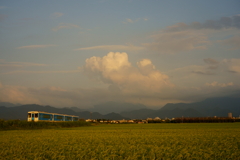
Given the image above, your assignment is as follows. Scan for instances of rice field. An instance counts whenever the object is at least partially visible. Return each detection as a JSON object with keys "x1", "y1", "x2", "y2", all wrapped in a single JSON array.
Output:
[{"x1": 0, "y1": 123, "x2": 240, "y2": 160}]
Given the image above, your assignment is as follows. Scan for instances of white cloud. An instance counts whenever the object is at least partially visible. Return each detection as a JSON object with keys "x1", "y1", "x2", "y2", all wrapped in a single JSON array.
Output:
[
  {"x1": 52, "y1": 23, "x2": 80, "y2": 31},
  {"x1": 17, "y1": 45, "x2": 56, "y2": 49},
  {"x1": 83, "y1": 52, "x2": 174, "y2": 93},
  {"x1": 74, "y1": 45, "x2": 144, "y2": 51}
]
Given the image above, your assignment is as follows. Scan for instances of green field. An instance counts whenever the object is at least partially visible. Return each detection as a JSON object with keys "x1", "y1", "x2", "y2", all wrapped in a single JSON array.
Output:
[{"x1": 1, "y1": 123, "x2": 240, "y2": 160}]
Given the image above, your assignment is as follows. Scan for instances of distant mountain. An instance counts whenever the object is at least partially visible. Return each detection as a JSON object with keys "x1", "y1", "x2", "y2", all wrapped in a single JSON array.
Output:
[
  {"x1": 104, "y1": 112, "x2": 129, "y2": 120},
  {"x1": 0, "y1": 104, "x2": 127, "y2": 120},
  {"x1": 160, "y1": 97, "x2": 240, "y2": 117},
  {"x1": 0, "y1": 96, "x2": 239, "y2": 120},
  {"x1": 65, "y1": 107, "x2": 86, "y2": 112},
  {"x1": 91, "y1": 101, "x2": 147, "y2": 114},
  {"x1": 118, "y1": 96, "x2": 240, "y2": 119},
  {"x1": 0, "y1": 102, "x2": 21, "y2": 107},
  {"x1": 0, "y1": 104, "x2": 78, "y2": 120},
  {"x1": 148, "y1": 108, "x2": 204, "y2": 119},
  {"x1": 120, "y1": 108, "x2": 155, "y2": 119}
]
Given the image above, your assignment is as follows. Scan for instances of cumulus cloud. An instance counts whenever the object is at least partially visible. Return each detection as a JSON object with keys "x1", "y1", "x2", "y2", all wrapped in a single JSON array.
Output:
[
  {"x1": 74, "y1": 45, "x2": 144, "y2": 51},
  {"x1": 52, "y1": 23, "x2": 80, "y2": 31},
  {"x1": 83, "y1": 52, "x2": 174, "y2": 93},
  {"x1": 17, "y1": 45, "x2": 56, "y2": 49}
]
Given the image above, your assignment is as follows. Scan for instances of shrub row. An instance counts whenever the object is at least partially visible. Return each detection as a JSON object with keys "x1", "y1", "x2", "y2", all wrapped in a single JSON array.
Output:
[
  {"x1": 0, "y1": 119, "x2": 91, "y2": 130},
  {"x1": 172, "y1": 117, "x2": 235, "y2": 123}
]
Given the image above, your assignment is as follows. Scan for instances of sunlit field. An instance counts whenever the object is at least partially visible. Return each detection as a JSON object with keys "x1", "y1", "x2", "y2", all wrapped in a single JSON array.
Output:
[{"x1": 1, "y1": 123, "x2": 240, "y2": 159}]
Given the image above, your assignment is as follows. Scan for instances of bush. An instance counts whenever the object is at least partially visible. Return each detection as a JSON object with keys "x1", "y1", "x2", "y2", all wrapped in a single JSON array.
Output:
[{"x1": 0, "y1": 119, "x2": 91, "y2": 130}]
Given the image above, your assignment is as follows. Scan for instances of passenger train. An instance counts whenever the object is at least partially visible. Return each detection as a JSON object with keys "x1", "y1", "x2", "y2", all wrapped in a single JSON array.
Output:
[{"x1": 28, "y1": 111, "x2": 79, "y2": 122}]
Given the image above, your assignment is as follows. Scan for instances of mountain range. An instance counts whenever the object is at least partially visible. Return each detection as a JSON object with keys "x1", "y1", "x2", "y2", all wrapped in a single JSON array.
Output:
[{"x1": 0, "y1": 96, "x2": 240, "y2": 120}]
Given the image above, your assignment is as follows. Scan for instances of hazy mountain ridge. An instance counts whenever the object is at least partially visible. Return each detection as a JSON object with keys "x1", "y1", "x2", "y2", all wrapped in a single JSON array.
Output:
[
  {"x1": 119, "y1": 96, "x2": 240, "y2": 119},
  {"x1": 0, "y1": 96, "x2": 240, "y2": 120},
  {"x1": 0, "y1": 104, "x2": 128, "y2": 120},
  {"x1": 160, "y1": 97, "x2": 240, "y2": 117},
  {"x1": 91, "y1": 101, "x2": 147, "y2": 114}
]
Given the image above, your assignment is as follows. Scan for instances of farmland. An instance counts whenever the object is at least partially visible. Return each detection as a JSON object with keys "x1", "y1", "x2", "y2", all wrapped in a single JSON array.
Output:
[{"x1": 1, "y1": 123, "x2": 240, "y2": 159}]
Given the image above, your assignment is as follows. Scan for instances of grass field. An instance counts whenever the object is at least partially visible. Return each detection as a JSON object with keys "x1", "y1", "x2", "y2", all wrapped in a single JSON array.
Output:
[{"x1": 0, "y1": 123, "x2": 240, "y2": 159}]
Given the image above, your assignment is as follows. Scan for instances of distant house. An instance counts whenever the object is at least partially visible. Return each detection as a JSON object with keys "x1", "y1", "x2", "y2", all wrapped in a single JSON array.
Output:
[{"x1": 154, "y1": 117, "x2": 161, "y2": 120}]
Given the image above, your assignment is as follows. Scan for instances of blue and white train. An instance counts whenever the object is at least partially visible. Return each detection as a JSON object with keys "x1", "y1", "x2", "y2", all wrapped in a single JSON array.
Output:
[{"x1": 27, "y1": 111, "x2": 79, "y2": 122}]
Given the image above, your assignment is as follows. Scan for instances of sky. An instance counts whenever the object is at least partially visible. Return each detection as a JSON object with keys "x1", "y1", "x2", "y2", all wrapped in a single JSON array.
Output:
[{"x1": 0, "y1": 0, "x2": 240, "y2": 109}]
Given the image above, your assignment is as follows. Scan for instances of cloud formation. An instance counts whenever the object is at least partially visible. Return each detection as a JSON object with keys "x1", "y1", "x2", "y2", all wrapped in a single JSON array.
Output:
[
  {"x1": 165, "y1": 15, "x2": 240, "y2": 31},
  {"x1": 51, "y1": 12, "x2": 63, "y2": 18},
  {"x1": 83, "y1": 52, "x2": 174, "y2": 93},
  {"x1": 52, "y1": 23, "x2": 80, "y2": 31},
  {"x1": 74, "y1": 45, "x2": 144, "y2": 51},
  {"x1": 17, "y1": 45, "x2": 56, "y2": 49},
  {"x1": 0, "y1": 83, "x2": 40, "y2": 104},
  {"x1": 218, "y1": 36, "x2": 240, "y2": 50},
  {"x1": 223, "y1": 59, "x2": 240, "y2": 73},
  {"x1": 143, "y1": 30, "x2": 209, "y2": 54},
  {"x1": 144, "y1": 15, "x2": 240, "y2": 54},
  {"x1": 205, "y1": 81, "x2": 234, "y2": 87},
  {"x1": 3, "y1": 70, "x2": 81, "y2": 75},
  {"x1": 204, "y1": 58, "x2": 219, "y2": 69},
  {"x1": 123, "y1": 18, "x2": 148, "y2": 24}
]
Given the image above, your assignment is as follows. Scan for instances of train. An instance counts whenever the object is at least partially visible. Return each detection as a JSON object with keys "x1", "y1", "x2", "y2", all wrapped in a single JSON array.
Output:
[{"x1": 27, "y1": 111, "x2": 79, "y2": 122}]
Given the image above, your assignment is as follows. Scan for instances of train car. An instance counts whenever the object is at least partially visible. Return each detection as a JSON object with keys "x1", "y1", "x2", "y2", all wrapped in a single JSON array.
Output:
[{"x1": 27, "y1": 111, "x2": 79, "y2": 122}]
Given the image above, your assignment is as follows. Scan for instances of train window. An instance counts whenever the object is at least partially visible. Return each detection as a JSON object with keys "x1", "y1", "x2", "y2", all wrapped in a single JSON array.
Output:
[
  {"x1": 66, "y1": 117, "x2": 72, "y2": 120},
  {"x1": 43, "y1": 114, "x2": 51, "y2": 119},
  {"x1": 35, "y1": 113, "x2": 38, "y2": 118},
  {"x1": 28, "y1": 113, "x2": 31, "y2": 118},
  {"x1": 56, "y1": 116, "x2": 63, "y2": 119}
]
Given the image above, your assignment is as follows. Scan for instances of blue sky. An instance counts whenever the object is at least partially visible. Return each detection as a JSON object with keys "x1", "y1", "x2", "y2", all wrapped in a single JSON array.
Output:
[{"x1": 0, "y1": 0, "x2": 240, "y2": 108}]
